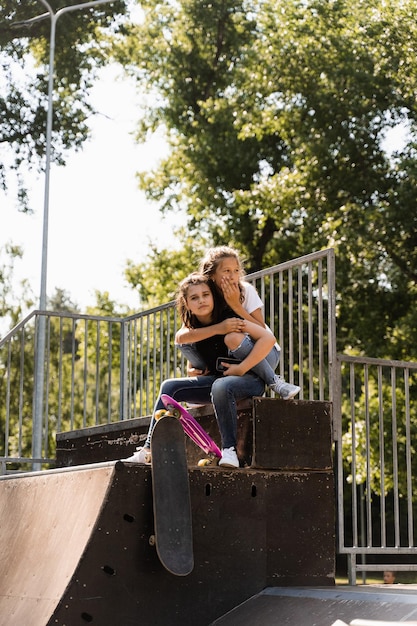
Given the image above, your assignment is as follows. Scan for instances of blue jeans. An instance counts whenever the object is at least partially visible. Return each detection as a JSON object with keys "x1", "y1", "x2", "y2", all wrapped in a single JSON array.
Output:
[
  {"x1": 229, "y1": 335, "x2": 279, "y2": 385},
  {"x1": 145, "y1": 370, "x2": 265, "y2": 450},
  {"x1": 177, "y1": 343, "x2": 208, "y2": 371},
  {"x1": 177, "y1": 335, "x2": 280, "y2": 385},
  {"x1": 211, "y1": 372, "x2": 265, "y2": 448}
]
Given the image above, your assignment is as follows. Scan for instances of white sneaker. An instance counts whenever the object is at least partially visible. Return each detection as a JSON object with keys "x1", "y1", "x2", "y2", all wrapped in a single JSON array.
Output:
[
  {"x1": 270, "y1": 375, "x2": 300, "y2": 400},
  {"x1": 121, "y1": 447, "x2": 151, "y2": 465},
  {"x1": 219, "y1": 447, "x2": 239, "y2": 468}
]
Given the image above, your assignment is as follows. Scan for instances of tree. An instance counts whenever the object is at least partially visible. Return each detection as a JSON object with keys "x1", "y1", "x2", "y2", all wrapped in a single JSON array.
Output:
[
  {"x1": 116, "y1": 0, "x2": 417, "y2": 360},
  {"x1": 0, "y1": 242, "x2": 36, "y2": 334},
  {"x1": 0, "y1": 0, "x2": 127, "y2": 210},
  {"x1": 124, "y1": 227, "x2": 212, "y2": 307}
]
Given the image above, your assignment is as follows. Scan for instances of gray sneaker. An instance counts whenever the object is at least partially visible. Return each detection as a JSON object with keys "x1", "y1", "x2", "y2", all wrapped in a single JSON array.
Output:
[
  {"x1": 121, "y1": 446, "x2": 151, "y2": 464},
  {"x1": 270, "y1": 375, "x2": 300, "y2": 400}
]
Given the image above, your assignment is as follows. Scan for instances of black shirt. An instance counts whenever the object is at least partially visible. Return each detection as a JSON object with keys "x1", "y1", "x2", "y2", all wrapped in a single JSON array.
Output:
[
  {"x1": 192, "y1": 330, "x2": 227, "y2": 375},
  {"x1": 191, "y1": 305, "x2": 239, "y2": 375}
]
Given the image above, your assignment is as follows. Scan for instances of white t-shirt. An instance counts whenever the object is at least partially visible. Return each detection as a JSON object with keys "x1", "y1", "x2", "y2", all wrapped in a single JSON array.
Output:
[
  {"x1": 242, "y1": 282, "x2": 280, "y2": 350},
  {"x1": 242, "y1": 281, "x2": 263, "y2": 314}
]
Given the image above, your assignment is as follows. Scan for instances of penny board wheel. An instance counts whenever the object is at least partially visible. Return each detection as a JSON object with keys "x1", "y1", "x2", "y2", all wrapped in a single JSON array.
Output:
[
  {"x1": 165, "y1": 406, "x2": 181, "y2": 419},
  {"x1": 155, "y1": 409, "x2": 168, "y2": 420}
]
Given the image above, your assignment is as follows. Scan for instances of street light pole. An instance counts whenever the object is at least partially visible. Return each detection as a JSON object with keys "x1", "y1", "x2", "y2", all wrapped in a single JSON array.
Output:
[{"x1": 13, "y1": 0, "x2": 116, "y2": 468}]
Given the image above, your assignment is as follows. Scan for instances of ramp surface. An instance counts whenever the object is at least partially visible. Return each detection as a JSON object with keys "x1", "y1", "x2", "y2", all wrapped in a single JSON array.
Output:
[{"x1": 0, "y1": 463, "x2": 115, "y2": 626}]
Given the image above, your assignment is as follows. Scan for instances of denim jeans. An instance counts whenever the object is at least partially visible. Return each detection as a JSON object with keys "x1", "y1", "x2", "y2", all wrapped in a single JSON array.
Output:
[
  {"x1": 210, "y1": 372, "x2": 265, "y2": 449},
  {"x1": 229, "y1": 334, "x2": 280, "y2": 386},
  {"x1": 177, "y1": 343, "x2": 208, "y2": 371},
  {"x1": 177, "y1": 335, "x2": 280, "y2": 385},
  {"x1": 145, "y1": 369, "x2": 265, "y2": 450}
]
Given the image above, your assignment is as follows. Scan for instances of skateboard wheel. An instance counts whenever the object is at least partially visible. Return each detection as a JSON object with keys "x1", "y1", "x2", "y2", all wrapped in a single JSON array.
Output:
[
  {"x1": 164, "y1": 404, "x2": 181, "y2": 419},
  {"x1": 155, "y1": 409, "x2": 167, "y2": 420},
  {"x1": 198, "y1": 458, "x2": 211, "y2": 467}
]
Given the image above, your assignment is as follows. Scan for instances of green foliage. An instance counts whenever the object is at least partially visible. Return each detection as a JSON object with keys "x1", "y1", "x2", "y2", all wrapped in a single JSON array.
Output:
[
  {"x1": 47, "y1": 287, "x2": 80, "y2": 313},
  {"x1": 0, "y1": 243, "x2": 36, "y2": 333},
  {"x1": 0, "y1": 0, "x2": 127, "y2": 209},
  {"x1": 115, "y1": 0, "x2": 417, "y2": 364},
  {"x1": 123, "y1": 228, "x2": 211, "y2": 306}
]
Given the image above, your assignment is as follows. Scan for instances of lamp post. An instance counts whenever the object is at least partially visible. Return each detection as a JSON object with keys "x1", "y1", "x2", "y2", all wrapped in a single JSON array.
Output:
[{"x1": 13, "y1": 0, "x2": 116, "y2": 468}]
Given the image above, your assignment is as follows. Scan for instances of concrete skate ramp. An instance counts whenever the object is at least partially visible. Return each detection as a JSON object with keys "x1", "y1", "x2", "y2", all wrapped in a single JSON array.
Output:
[
  {"x1": 0, "y1": 463, "x2": 115, "y2": 626},
  {"x1": 212, "y1": 586, "x2": 417, "y2": 626}
]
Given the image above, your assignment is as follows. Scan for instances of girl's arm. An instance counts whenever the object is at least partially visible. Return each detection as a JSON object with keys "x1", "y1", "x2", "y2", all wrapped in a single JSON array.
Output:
[
  {"x1": 222, "y1": 321, "x2": 276, "y2": 376},
  {"x1": 175, "y1": 318, "x2": 245, "y2": 345}
]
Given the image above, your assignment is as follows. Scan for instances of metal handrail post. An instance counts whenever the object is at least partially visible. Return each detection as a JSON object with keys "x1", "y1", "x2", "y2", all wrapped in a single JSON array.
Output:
[
  {"x1": 327, "y1": 248, "x2": 337, "y2": 405},
  {"x1": 119, "y1": 320, "x2": 129, "y2": 420}
]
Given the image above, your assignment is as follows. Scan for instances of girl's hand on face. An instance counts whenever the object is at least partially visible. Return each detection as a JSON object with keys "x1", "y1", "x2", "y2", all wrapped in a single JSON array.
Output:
[
  {"x1": 220, "y1": 276, "x2": 240, "y2": 307},
  {"x1": 219, "y1": 318, "x2": 246, "y2": 334}
]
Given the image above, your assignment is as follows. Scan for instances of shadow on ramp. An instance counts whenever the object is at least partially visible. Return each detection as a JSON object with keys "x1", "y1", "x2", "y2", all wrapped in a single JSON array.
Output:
[{"x1": 211, "y1": 586, "x2": 417, "y2": 626}]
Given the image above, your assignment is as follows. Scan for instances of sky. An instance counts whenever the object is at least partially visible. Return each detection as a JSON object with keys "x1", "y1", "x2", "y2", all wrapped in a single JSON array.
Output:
[{"x1": 2, "y1": 63, "x2": 183, "y2": 313}]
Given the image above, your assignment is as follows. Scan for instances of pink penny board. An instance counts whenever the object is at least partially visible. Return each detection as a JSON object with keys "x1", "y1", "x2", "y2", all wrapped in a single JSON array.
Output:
[{"x1": 161, "y1": 394, "x2": 221, "y2": 458}]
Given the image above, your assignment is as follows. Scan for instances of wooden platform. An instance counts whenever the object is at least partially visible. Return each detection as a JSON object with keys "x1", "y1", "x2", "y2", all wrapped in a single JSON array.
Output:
[{"x1": 56, "y1": 397, "x2": 332, "y2": 470}]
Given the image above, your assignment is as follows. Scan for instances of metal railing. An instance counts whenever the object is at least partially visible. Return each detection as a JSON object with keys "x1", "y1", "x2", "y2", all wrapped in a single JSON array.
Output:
[
  {"x1": 0, "y1": 248, "x2": 336, "y2": 473},
  {"x1": 334, "y1": 353, "x2": 417, "y2": 583}
]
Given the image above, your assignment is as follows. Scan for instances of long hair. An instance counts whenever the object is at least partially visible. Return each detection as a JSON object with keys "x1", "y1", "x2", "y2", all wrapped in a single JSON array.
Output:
[
  {"x1": 198, "y1": 245, "x2": 245, "y2": 304},
  {"x1": 176, "y1": 273, "x2": 220, "y2": 329}
]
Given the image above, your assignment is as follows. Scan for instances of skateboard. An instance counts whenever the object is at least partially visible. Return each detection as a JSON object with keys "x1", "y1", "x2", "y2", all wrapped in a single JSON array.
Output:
[
  {"x1": 151, "y1": 415, "x2": 194, "y2": 576},
  {"x1": 160, "y1": 394, "x2": 222, "y2": 460}
]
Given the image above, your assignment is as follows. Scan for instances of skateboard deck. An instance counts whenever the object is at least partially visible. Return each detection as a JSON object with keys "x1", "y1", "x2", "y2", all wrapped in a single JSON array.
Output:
[
  {"x1": 161, "y1": 394, "x2": 222, "y2": 459},
  {"x1": 151, "y1": 415, "x2": 194, "y2": 576}
]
